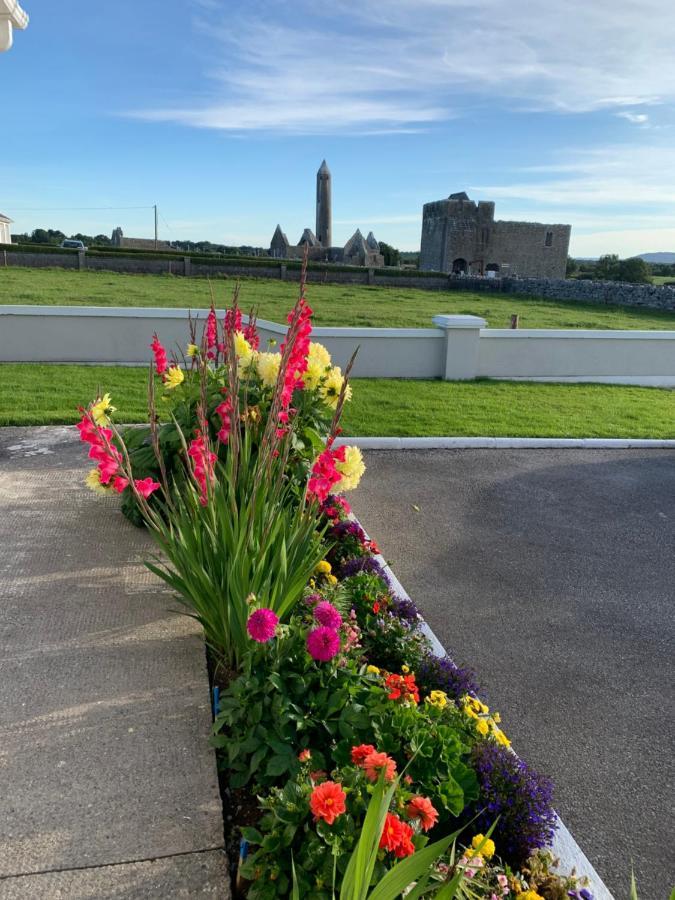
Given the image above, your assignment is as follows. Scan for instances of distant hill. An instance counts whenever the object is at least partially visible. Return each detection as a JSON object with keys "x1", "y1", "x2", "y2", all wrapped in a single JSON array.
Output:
[{"x1": 638, "y1": 252, "x2": 675, "y2": 263}]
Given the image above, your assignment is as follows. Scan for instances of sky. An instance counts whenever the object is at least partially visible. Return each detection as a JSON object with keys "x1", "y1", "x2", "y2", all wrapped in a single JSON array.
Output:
[{"x1": 3, "y1": 0, "x2": 675, "y2": 256}]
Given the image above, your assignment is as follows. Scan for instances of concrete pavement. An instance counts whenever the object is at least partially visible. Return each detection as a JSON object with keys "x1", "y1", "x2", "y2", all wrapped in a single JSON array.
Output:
[
  {"x1": 0, "y1": 427, "x2": 229, "y2": 898},
  {"x1": 352, "y1": 448, "x2": 675, "y2": 900}
]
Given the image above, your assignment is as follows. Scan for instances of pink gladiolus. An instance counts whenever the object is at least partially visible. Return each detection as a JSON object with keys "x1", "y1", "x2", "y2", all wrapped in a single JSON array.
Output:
[
  {"x1": 134, "y1": 477, "x2": 161, "y2": 499},
  {"x1": 224, "y1": 306, "x2": 242, "y2": 334},
  {"x1": 314, "y1": 601, "x2": 342, "y2": 630},
  {"x1": 205, "y1": 306, "x2": 218, "y2": 348},
  {"x1": 243, "y1": 320, "x2": 259, "y2": 350},
  {"x1": 247, "y1": 608, "x2": 279, "y2": 643},
  {"x1": 215, "y1": 397, "x2": 233, "y2": 445},
  {"x1": 307, "y1": 449, "x2": 342, "y2": 504},
  {"x1": 187, "y1": 431, "x2": 217, "y2": 506},
  {"x1": 150, "y1": 334, "x2": 168, "y2": 376},
  {"x1": 112, "y1": 476, "x2": 129, "y2": 493},
  {"x1": 306, "y1": 626, "x2": 340, "y2": 662}
]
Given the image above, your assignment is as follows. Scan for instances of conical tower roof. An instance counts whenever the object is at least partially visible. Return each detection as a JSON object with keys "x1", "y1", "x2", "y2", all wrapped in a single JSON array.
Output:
[{"x1": 317, "y1": 159, "x2": 331, "y2": 175}]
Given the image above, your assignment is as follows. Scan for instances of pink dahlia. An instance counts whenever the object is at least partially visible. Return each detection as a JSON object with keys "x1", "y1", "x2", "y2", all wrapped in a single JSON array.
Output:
[
  {"x1": 306, "y1": 626, "x2": 340, "y2": 662},
  {"x1": 246, "y1": 608, "x2": 279, "y2": 643},
  {"x1": 314, "y1": 601, "x2": 342, "y2": 630}
]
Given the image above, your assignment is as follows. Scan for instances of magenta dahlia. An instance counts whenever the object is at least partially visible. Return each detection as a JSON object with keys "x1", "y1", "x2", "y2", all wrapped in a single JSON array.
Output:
[
  {"x1": 313, "y1": 601, "x2": 342, "y2": 630},
  {"x1": 306, "y1": 626, "x2": 341, "y2": 662},
  {"x1": 246, "y1": 608, "x2": 279, "y2": 643}
]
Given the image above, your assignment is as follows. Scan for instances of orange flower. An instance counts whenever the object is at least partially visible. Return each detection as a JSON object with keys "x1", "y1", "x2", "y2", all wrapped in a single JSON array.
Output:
[
  {"x1": 393, "y1": 820, "x2": 415, "y2": 858},
  {"x1": 309, "y1": 781, "x2": 346, "y2": 825},
  {"x1": 351, "y1": 743, "x2": 376, "y2": 765},
  {"x1": 298, "y1": 749, "x2": 312, "y2": 763},
  {"x1": 384, "y1": 673, "x2": 420, "y2": 704},
  {"x1": 406, "y1": 796, "x2": 439, "y2": 832},
  {"x1": 379, "y1": 814, "x2": 415, "y2": 857},
  {"x1": 362, "y1": 750, "x2": 397, "y2": 783},
  {"x1": 379, "y1": 813, "x2": 405, "y2": 852}
]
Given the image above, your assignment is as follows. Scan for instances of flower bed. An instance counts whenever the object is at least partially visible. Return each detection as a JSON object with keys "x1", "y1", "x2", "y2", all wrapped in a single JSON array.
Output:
[{"x1": 76, "y1": 264, "x2": 596, "y2": 899}]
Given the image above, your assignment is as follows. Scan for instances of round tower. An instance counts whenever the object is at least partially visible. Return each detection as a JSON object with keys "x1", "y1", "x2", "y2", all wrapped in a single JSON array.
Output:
[{"x1": 315, "y1": 160, "x2": 332, "y2": 248}]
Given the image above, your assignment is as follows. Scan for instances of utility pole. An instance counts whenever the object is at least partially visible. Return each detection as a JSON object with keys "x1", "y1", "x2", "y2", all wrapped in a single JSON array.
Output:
[{"x1": 154, "y1": 205, "x2": 158, "y2": 250}]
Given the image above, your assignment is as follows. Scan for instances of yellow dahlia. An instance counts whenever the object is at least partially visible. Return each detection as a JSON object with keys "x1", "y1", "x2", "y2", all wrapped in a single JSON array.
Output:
[
  {"x1": 90, "y1": 393, "x2": 115, "y2": 426},
  {"x1": 256, "y1": 351, "x2": 281, "y2": 388},
  {"x1": 319, "y1": 366, "x2": 352, "y2": 409},
  {"x1": 85, "y1": 467, "x2": 109, "y2": 494},
  {"x1": 164, "y1": 366, "x2": 185, "y2": 389},
  {"x1": 335, "y1": 445, "x2": 365, "y2": 492}
]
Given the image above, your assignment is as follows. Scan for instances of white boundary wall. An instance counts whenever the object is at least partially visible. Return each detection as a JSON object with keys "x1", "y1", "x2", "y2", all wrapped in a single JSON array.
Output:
[{"x1": 0, "y1": 306, "x2": 674, "y2": 387}]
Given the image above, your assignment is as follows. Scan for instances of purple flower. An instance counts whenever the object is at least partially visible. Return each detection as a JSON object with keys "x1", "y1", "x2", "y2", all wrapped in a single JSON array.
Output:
[
  {"x1": 246, "y1": 608, "x2": 279, "y2": 643},
  {"x1": 307, "y1": 626, "x2": 341, "y2": 662},
  {"x1": 339, "y1": 556, "x2": 392, "y2": 588},
  {"x1": 417, "y1": 653, "x2": 479, "y2": 701},
  {"x1": 390, "y1": 594, "x2": 421, "y2": 624},
  {"x1": 468, "y1": 742, "x2": 557, "y2": 866},
  {"x1": 314, "y1": 601, "x2": 342, "y2": 630},
  {"x1": 330, "y1": 519, "x2": 367, "y2": 543}
]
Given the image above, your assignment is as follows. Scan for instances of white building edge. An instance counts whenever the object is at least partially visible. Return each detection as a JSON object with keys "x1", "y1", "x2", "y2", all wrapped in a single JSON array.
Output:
[{"x1": 0, "y1": 0, "x2": 29, "y2": 51}]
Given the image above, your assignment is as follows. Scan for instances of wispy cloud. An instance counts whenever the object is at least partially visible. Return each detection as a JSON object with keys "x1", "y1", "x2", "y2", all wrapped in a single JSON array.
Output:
[
  {"x1": 616, "y1": 111, "x2": 650, "y2": 126},
  {"x1": 128, "y1": 0, "x2": 675, "y2": 134}
]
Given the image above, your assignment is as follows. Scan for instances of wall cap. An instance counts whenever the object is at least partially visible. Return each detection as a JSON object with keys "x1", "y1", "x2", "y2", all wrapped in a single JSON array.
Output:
[{"x1": 433, "y1": 314, "x2": 487, "y2": 329}]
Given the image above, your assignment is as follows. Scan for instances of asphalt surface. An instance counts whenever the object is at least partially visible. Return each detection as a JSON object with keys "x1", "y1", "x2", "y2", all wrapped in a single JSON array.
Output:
[
  {"x1": 0, "y1": 427, "x2": 229, "y2": 898},
  {"x1": 351, "y1": 449, "x2": 675, "y2": 900}
]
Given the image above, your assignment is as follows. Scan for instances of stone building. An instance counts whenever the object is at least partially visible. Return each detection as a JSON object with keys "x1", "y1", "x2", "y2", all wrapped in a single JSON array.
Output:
[
  {"x1": 111, "y1": 227, "x2": 172, "y2": 252},
  {"x1": 420, "y1": 192, "x2": 570, "y2": 278},
  {"x1": 269, "y1": 161, "x2": 384, "y2": 267}
]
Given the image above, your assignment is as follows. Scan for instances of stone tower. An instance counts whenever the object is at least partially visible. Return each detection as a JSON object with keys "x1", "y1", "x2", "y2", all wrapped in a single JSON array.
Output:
[{"x1": 315, "y1": 159, "x2": 332, "y2": 248}]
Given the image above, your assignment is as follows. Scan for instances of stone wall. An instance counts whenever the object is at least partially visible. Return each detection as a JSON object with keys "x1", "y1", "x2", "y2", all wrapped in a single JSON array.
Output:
[
  {"x1": 490, "y1": 222, "x2": 569, "y2": 279},
  {"x1": 504, "y1": 277, "x2": 675, "y2": 311}
]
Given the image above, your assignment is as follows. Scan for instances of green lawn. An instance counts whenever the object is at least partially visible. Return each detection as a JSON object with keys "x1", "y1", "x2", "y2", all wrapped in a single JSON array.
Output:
[
  {"x1": 1, "y1": 364, "x2": 673, "y2": 438},
  {"x1": 1, "y1": 266, "x2": 674, "y2": 330}
]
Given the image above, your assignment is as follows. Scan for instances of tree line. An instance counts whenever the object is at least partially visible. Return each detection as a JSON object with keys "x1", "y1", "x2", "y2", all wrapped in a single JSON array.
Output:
[{"x1": 567, "y1": 254, "x2": 674, "y2": 284}]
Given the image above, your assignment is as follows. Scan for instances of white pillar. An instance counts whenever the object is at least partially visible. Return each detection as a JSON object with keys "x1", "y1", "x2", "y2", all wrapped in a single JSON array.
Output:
[{"x1": 432, "y1": 314, "x2": 486, "y2": 380}]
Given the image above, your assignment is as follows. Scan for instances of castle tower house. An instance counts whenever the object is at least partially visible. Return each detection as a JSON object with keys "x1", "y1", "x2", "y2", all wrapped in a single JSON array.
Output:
[{"x1": 315, "y1": 159, "x2": 332, "y2": 248}]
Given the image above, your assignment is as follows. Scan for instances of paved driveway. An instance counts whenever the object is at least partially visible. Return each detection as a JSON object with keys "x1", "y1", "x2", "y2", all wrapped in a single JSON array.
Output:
[{"x1": 351, "y1": 449, "x2": 675, "y2": 900}]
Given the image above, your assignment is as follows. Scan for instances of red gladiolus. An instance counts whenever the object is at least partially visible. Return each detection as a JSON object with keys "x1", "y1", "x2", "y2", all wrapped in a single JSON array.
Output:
[
  {"x1": 78, "y1": 411, "x2": 122, "y2": 485},
  {"x1": 309, "y1": 781, "x2": 346, "y2": 825},
  {"x1": 150, "y1": 334, "x2": 168, "y2": 376},
  {"x1": 406, "y1": 796, "x2": 439, "y2": 832},
  {"x1": 307, "y1": 449, "x2": 342, "y2": 504},
  {"x1": 215, "y1": 396, "x2": 233, "y2": 445},
  {"x1": 224, "y1": 306, "x2": 242, "y2": 334},
  {"x1": 243, "y1": 320, "x2": 259, "y2": 350}
]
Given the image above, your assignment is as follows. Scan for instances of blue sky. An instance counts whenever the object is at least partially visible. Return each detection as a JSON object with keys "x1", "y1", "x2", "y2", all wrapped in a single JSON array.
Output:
[{"x1": 3, "y1": 0, "x2": 675, "y2": 255}]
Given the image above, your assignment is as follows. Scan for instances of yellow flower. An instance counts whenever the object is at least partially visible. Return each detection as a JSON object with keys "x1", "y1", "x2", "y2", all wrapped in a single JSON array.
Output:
[
  {"x1": 256, "y1": 351, "x2": 281, "y2": 388},
  {"x1": 493, "y1": 728, "x2": 511, "y2": 748},
  {"x1": 90, "y1": 393, "x2": 115, "y2": 426},
  {"x1": 85, "y1": 467, "x2": 109, "y2": 494},
  {"x1": 366, "y1": 665, "x2": 381, "y2": 675},
  {"x1": 425, "y1": 690, "x2": 448, "y2": 709},
  {"x1": 492, "y1": 712, "x2": 501, "y2": 724},
  {"x1": 315, "y1": 560, "x2": 332, "y2": 574},
  {"x1": 401, "y1": 664, "x2": 410, "y2": 674},
  {"x1": 326, "y1": 574, "x2": 338, "y2": 586},
  {"x1": 476, "y1": 718, "x2": 490, "y2": 737},
  {"x1": 234, "y1": 331, "x2": 252, "y2": 359},
  {"x1": 335, "y1": 445, "x2": 365, "y2": 492},
  {"x1": 319, "y1": 366, "x2": 352, "y2": 409},
  {"x1": 304, "y1": 343, "x2": 332, "y2": 389},
  {"x1": 520, "y1": 892, "x2": 544, "y2": 900},
  {"x1": 186, "y1": 343, "x2": 199, "y2": 357},
  {"x1": 164, "y1": 366, "x2": 185, "y2": 389},
  {"x1": 470, "y1": 834, "x2": 496, "y2": 860}
]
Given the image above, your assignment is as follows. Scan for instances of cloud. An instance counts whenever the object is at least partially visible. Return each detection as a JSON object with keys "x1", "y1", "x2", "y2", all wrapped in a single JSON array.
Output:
[
  {"x1": 473, "y1": 143, "x2": 675, "y2": 208},
  {"x1": 129, "y1": 0, "x2": 675, "y2": 134},
  {"x1": 616, "y1": 111, "x2": 650, "y2": 125}
]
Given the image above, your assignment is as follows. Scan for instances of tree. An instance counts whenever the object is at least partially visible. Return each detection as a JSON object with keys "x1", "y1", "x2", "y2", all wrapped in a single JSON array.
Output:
[
  {"x1": 595, "y1": 254, "x2": 620, "y2": 280},
  {"x1": 378, "y1": 241, "x2": 401, "y2": 267},
  {"x1": 616, "y1": 256, "x2": 651, "y2": 284},
  {"x1": 566, "y1": 256, "x2": 578, "y2": 277}
]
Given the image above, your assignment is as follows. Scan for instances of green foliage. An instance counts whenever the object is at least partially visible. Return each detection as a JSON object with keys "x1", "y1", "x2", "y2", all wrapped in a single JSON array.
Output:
[
  {"x1": 145, "y1": 430, "x2": 327, "y2": 668},
  {"x1": 214, "y1": 620, "x2": 477, "y2": 815},
  {"x1": 378, "y1": 242, "x2": 401, "y2": 267}
]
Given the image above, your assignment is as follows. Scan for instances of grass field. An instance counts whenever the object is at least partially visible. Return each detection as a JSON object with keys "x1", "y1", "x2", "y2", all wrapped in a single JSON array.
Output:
[
  {"x1": 1, "y1": 364, "x2": 673, "y2": 438},
  {"x1": 2, "y1": 266, "x2": 675, "y2": 330}
]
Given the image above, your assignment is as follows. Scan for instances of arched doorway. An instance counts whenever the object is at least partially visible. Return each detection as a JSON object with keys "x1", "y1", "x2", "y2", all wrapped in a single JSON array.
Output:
[{"x1": 452, "y1": 258, "x2": 467, "y2": 274}]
